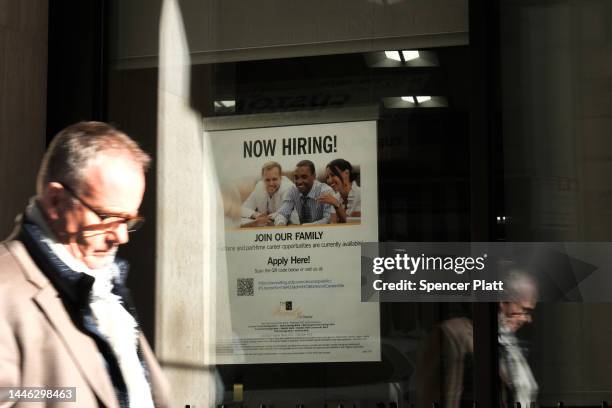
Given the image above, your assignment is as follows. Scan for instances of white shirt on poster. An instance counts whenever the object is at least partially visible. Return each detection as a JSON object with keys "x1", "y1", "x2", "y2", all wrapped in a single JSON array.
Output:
[{"x1": 241, "y1": 175, "x2": 294, "y2": 221}]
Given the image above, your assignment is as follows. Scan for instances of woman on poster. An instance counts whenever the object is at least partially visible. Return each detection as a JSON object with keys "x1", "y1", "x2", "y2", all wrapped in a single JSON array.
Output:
[{"x1": 318, "y1": 158, "x2": 361, "y2": 223}]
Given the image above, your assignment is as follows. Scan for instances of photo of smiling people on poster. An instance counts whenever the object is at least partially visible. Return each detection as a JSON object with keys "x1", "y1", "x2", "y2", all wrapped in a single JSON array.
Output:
[{"x1": 209, "y1": 120, "x2": 379, "y2": 365}]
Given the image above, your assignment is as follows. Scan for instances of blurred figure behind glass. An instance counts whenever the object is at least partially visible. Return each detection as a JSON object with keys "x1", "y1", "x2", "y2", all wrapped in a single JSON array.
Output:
[{"x1": 417, "y1": 262, "x2": 538, "y2": 407}]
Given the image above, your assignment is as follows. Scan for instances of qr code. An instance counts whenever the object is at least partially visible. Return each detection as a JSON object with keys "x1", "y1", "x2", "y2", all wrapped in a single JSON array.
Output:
[{"x1": 237, "y1": 278, "x2": 254, "y2": 296}]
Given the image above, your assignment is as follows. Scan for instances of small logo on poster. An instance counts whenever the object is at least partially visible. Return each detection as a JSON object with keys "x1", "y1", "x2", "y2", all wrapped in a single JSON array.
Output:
[{"x1": 273, "y1": 301, "x2": 309, "y2": 319}]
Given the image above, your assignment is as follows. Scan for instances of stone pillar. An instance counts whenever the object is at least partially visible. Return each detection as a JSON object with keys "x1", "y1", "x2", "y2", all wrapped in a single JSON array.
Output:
[{"x1": 156, "y1": 0, "x2": 228, "y2": 406}]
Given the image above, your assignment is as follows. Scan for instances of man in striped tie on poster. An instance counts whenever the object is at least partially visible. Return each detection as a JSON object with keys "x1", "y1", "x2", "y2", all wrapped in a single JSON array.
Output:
[{"x1": 274, "y1": 160, "x2": 334, "y2": 225}]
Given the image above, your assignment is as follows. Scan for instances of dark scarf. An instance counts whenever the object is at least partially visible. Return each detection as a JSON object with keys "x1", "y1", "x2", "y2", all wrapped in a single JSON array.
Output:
[{"x1": 17, "y1": 216, "x2": 143, "y2": 408}]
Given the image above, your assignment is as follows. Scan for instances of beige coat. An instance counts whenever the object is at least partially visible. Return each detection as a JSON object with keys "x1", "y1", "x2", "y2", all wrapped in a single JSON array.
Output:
[{"x1": 0, "y1": 240, "x2": 170, "y2": 408}]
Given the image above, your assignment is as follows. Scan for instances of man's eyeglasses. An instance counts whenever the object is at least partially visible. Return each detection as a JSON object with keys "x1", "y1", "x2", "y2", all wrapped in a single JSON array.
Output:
[{"x1": 61, "y1": 183, "x2": 145, "y2": 232}]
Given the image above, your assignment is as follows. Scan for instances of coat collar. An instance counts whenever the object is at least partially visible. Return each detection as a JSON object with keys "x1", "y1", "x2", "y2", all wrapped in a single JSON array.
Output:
[
  {"x1": 5, "y1": 240, "x2": 121, "y2": 408},
  {"x1": 18, "y1": 221, "x2": 94, "y2": 306},
  {"x1": 7, "y1": 215, "x2": 132, "y2": 408},
  {"x1": 17, "y1": 216, "x2": 130, "y2": 308}
]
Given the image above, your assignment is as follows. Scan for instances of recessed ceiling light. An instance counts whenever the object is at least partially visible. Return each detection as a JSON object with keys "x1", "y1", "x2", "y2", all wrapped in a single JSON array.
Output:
[
  {"x1": 383, "y1": 96, "x2": 448, "y2": 109},
  {"x1": 385, "y1": 50, "x2": 420, "y2": 62},
  {"x1": 214, "y1": 100, "x2": 236, "y2": 108},
  {"x1": 402, "y1": 50, "x2": 420, "y2": 61},
  {"x1": 214, "y1": 100, "x2": 236, "y2": 114},
  {"x1": 365, "y1": 50, "x2": 437, "y2": 68},
  {"x1": 384, "y1": 51, "x2": 402, "y2": 61}
]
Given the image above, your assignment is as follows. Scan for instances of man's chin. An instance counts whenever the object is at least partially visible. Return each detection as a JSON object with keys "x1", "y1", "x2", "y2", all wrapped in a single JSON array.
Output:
[{"x1": 85, "y1": 252, "x2": 117, "y2": 269}]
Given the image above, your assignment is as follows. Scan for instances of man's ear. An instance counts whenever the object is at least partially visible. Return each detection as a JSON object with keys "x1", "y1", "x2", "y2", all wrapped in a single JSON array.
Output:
[{"x1": 40, "y1": 182, "x2": 66, "y2": 221}]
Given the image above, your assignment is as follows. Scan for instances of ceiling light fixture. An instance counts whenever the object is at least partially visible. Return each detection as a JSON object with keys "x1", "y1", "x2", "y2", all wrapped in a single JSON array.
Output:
[
  {"x1": 214, "y1": 100, "x2": 236, "y2": 108},
  {"x1": 366, "y1": 50, "x2": 437, "y2": 68},
  {"x1": 383, "y1": 96, "x2": 448, "y2": 109},
  {"x1": 385, "y1": 50, "x2": 420, "y2": 62},
  {"x1": 401, "y1": 50, "x2": 420, "y2": 61},
  {"x1": 384, "y1": 51, "x2": 402, "y2": 61}
]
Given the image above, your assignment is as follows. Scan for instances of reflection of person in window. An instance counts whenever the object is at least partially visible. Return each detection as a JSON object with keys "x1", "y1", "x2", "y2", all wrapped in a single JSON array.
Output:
[
  {"x1": 241, "y1": 161, "x2": 294, "y2": 227},
  {"x1": 317, "y1": 159, "x2": 361, "y2": 223},
  {"x1": 498, "y1": 269, "x2": 538, "y2": 405},
  {"x1": 274, "y1": 160, "x2": 334, "y2": 225},
  {"x1": 418, "y1": 265, "x2": 538, "y2": 407}
]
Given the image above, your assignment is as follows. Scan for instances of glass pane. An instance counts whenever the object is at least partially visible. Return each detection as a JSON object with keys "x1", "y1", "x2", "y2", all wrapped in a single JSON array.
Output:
[
  {"x1": 107, "y1": 1, "x2": 478, "y2": 406},
  {"x1": 501, "y1": 0, "x2": 612, "y2": 405}
]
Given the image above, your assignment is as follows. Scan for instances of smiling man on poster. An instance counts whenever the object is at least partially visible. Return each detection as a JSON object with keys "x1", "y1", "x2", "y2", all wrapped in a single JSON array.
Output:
[
  {"x1": 241, "y1": 161, "x2": 296, "y2": 227},
  {"x1": 274, "y1": 160, "x2": 334, "y2": 225}
]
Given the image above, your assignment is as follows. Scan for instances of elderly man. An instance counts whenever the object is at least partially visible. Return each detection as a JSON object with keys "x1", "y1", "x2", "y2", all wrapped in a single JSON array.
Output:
[
  {"x1": 241, "y1": 161, "x2": 296, "y2": 227},
  {"x1": 0, "y1": 122, "x2": 169, "y2": 407},
  {"x1": 274, "y1": 160, "x2": 334, "y2": 225},
  {"x1": 419, "y1": 265, "x2": 538, "y2": 407},
  {"x1": 497, "y1": 269, "x2": 538, "y2": 404}
]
